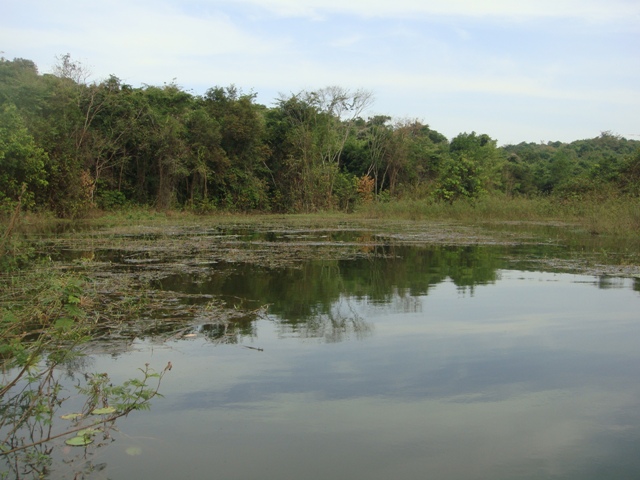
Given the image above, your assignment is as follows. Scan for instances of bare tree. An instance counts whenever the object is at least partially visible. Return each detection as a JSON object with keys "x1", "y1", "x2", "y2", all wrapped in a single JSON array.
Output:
[{"x1": 51, "y1": 53, "x2": 91, "y2": 85}]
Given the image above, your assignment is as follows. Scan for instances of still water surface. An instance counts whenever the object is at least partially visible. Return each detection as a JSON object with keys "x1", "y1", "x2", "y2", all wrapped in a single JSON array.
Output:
[{"x1": 65, "y1": 239, "x2": 640, "y2": 480}]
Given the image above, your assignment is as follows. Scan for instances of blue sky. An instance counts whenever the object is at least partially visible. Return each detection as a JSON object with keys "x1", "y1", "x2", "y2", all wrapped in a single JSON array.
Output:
[{"x1": 2, "y1": 0, "x2": 639, "y2": 145}]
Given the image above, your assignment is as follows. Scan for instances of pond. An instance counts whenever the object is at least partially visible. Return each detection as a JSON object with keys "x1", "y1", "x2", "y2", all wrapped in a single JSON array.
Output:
[{"x1": 5, "y1": 220, "x2": 640, "y2": 479}]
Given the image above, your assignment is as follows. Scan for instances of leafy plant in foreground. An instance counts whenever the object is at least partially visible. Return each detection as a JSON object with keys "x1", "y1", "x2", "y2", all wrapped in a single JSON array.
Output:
[{"x1": 0, "y1": 266, "x2": 171, "y2": 479}]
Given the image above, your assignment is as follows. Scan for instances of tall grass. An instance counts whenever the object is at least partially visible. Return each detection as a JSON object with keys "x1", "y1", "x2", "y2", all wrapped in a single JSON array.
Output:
[
  {"x1": 356, "y1": 195, "x2": 555, "y2": 222},
  {"x1": 6, "y1": 194, "x2": 640, "y2": 239},
  {"x1": 579, "y1": 196, "x2": 640, "y2": 236},
  {"x1": 356, "y1": 194, "x2": 640, "y2": 237}
]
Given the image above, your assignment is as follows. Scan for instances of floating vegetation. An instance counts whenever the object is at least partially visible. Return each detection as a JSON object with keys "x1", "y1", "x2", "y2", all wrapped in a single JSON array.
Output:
[
  {"x1": 91, "y1": 407, "x2": 117, "y2": 415},
  {"x1": 60, "y1": 413, "x2": 83, "y2": 421},
  {"x1": 64, "y1": 435, "x2": 94, "y2": 447}
]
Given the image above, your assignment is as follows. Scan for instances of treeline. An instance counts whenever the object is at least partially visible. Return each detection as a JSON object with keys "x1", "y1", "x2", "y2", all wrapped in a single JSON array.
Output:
[{"x1": 1, "y1": 55, "x2": 639, "y2": 217}]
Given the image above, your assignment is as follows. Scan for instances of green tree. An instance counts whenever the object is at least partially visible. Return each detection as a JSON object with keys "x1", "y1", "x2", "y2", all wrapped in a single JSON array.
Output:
[
  {"x1": 435, "y1": 132, "x2": 500, "y2": 202},
  {"x1": 0, "y1": 104, "x2": 48, "y2": 210},
  {"x1": 183, "y1": 106, "x2": 224, "y2": 208},
  {"x1": 548, "y1": 148, "x2": 577, "y2": 191},
  {"x1": 387, "y1": 120, "x2": 448, "y2": 197},
  {"x1": 125, "y1": 83, "x2": 191, "y2": 210},
  {"x1": 270, "y1": 87, "x2": 373, "y2": 211},
  {"x1": 202, "y1": 86, "x2": 270, "y2": 210},
  {"x1": 0, "y1": 58, "x2": 44, "y2": 117},
  {"x1": 362, "y1": 115, "x2": 393, "y2": 196},
  {"x1": 618, "y1": 149, "x2": 640, "y2": 196},
  {"x1": 501, "y1": 152, "x2": 535, "y2": 196}
]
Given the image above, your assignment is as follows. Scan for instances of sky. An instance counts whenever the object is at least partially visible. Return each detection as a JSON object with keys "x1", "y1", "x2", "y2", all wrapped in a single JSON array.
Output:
[{"x1": 1, "y1": 0, "x2": 639, "y2": 145}]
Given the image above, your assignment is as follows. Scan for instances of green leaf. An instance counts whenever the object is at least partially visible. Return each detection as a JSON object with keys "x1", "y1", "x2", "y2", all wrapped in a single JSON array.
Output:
[
  {"x1": 91, "y1": 406, "x2": 117, "y2": 415},
  {"x1": 64, "y1": 304, "x2": 83, "y2": 317},
  {"x1": 67, "y1": 294, "x2": 81, "y2": 304},
  {"x1": 60, "y1": 413, "x2": 83, "y2": 420},
  {"x1": 65, "y1": 435, "x2": 93, "y2": 447},
  {"x1": 55, "y1": 317, "x2": 74, "y2": 330}
]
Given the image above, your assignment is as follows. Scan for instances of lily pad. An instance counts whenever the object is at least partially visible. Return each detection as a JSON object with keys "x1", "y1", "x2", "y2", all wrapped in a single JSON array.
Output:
[
  {"x1": 60, "y1": 413, "x2": 83, "y2": 420},
  {"x1": 91, "y1": 406, "x2": 117, "y2": 415},
  {"x1": 65, "y1": 435, "x2": 94, "y2": 447},
  {"x1": 125, "y1": 446, "x2": 143, "y2": 456}
]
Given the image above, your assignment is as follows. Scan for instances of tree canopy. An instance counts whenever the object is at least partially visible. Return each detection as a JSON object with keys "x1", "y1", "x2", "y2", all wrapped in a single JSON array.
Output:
[{"x1": 1, "y1": 55, "x2": 638, "y2": 217}]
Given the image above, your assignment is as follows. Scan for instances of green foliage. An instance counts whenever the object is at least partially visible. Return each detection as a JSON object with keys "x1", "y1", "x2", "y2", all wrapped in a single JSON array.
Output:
[
  {"x1": 435, "y1": 154, "x2": 485, "y2": 202},
  {"x1": 0, "y1": 104, "x2": 48, "y2": 209},
  {"x1": 77, "y1": 364, "x2": 166, "y2": 414},
  {"x1": 503, "y1": 133, "x2": 640, "y2": 199},
  {"x1": 333, "y1": 171, "x2": 359, "y2": 212},
  {"x1": 0, "y1": 265, "x2": 170, "y2": 478},
  {"x1": 618, "y1": 149, "x2": 640, "y2": 196},
  {"x1": 267, "y1": 88, "x2": 373, "y2": 211},
  {"x1": 434, "y1": 132, "x2": 501, "y2": 202},
  {"x1": 96, "y1": 189, "x2": 127, "y2": 210},
  {"x1": 2, "y1": 55, "x2": 639, "y2": 215}
]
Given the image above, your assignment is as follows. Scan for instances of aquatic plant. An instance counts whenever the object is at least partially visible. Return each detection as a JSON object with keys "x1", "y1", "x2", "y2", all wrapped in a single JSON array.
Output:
[{"x1": 0, "y1": 267, "x2": 170, "y2": 478}]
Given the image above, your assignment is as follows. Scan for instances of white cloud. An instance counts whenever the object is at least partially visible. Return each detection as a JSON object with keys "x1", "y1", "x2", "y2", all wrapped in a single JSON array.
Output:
[
  {"x1": 2, "y1": 0, "x2": 638, "y2": 143},
  {"x1": 1, "y1": 0, "x2": 287, "y2": 84},
  {"x1": 219, "y1": 0, "x2": 640, "y2": 23}
]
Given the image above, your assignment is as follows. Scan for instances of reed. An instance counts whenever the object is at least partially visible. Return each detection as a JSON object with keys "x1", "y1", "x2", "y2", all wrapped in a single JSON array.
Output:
[
  {"x1": 5, "y1": 193, "x2": 640, "y2": 239},
  {"x1": 356, "y1": 194, "x2": 640, "y2": 237}
]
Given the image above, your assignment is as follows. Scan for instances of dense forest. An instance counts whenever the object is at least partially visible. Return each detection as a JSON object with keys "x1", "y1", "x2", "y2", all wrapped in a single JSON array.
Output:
[{"x1": 1, "y1": 55, "x2": 639, "y2": 218}]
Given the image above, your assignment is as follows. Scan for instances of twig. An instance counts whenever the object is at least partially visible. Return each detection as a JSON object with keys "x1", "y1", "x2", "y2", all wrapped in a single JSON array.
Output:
[{"x1": 242, "y1": 345, "x2": 264, "y2": 352}]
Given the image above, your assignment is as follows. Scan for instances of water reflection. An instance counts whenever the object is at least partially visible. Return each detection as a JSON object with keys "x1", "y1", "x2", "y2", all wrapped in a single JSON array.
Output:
[
  {"x1": 23, "y1": 233, "x2": 640, "y2": 479},
  {"x1": 152, "y1": 245, "x2": 503, "y2": 324},
  {"x1": 150, "y1": 244, "x2": 637, "y2": 345},
  {"x1": 74, "y1": 264, "x2": 640, "y2": 480}
]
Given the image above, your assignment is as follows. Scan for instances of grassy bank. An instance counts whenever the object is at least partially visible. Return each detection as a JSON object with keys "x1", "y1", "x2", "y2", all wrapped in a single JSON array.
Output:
[
  {"x1": 2, "y1": 194, "x2": 639, "y2": 255},
  {"x1": 356, "y1": 194, "x2": 640, "y2": 237}
]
